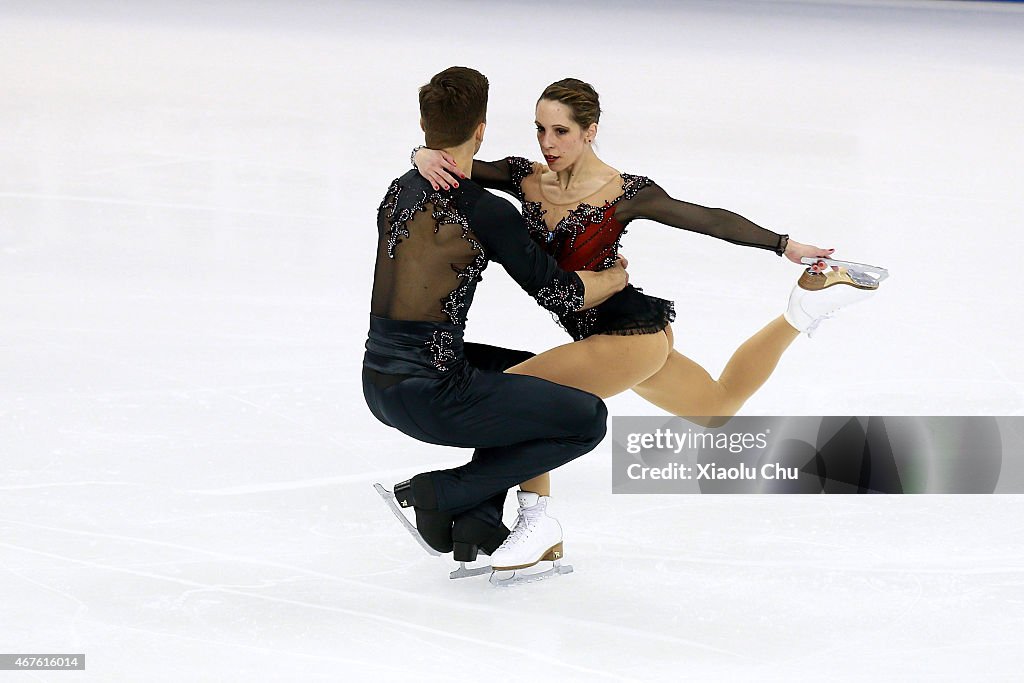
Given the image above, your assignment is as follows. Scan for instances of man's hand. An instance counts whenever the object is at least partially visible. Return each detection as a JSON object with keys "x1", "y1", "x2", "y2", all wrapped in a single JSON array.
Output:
[
  {"x1": 578, "y1": 257, "x2": 629, "y2": 310},
  {"x1": 608, "y1": 255, "x2": 629, "y2": 289}
]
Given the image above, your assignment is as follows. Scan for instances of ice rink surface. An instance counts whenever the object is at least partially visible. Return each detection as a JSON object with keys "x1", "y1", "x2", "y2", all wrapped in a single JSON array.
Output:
[{"x1": 2, "y1": 0, "x2": 1024, "y2": 680}]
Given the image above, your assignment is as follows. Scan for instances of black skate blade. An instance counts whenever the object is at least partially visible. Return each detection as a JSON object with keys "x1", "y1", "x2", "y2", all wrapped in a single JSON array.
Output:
[{"x1": 373, "y1": 483, "x2": 442, "y2": 557}]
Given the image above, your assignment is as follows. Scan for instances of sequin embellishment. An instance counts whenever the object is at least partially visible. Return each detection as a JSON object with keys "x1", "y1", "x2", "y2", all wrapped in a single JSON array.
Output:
[
  {"x1": 425, "y1": 330, "x2": 457, "y2": 372},
  {"x1": 523, "y1": 201, "x2": 552, "y2": 244},
  {"x1": 381, "y1": 180, "x2": 429, "y2": 259},
  {"x1": 506, "y1": 157, "x2": 535, "y2": 202},
  {"x1": 559, "y1": 202, "x2": 610, "y2": 250},
  {"x1": 534, "y1": 276, "x2": 585, "y2": 318},
  {"x1": 620, "y1": 173, "x2": 654, "y2": 200},
  {"x1": 431, "y1": 194, "x2": 488, "y2": 327}
]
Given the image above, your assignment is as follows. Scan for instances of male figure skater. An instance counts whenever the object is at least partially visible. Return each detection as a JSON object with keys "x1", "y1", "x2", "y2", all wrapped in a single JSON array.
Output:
[{"x1": 363, "y1": 66, "x2": 627, "y2": 566}]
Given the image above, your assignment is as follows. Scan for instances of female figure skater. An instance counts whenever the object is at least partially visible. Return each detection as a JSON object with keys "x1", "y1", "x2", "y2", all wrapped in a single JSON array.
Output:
[{"x1": 414, "y1": 78, "x2": 882, "y2": 579}]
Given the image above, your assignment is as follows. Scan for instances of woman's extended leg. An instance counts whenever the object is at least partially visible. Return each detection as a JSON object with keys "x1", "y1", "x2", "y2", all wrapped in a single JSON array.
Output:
[
  {"x1": 504, "y1": 330, "x2": 672, "y2": 494},
  {"x1": 633, "y1": 315, "x2": 799, "y2": 423},
  {"x1": 509, "y1": 316, "x2": 797, "y2": 493}
]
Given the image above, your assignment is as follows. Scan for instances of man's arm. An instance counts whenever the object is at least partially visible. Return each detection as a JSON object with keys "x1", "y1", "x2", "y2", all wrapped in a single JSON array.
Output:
[{"x1": 473, "y1": 196, "x2": 627, "y2": 317}]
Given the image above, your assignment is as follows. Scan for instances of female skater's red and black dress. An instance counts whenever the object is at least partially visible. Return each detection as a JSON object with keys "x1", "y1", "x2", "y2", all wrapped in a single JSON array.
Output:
[{"x1": 471, "y1": 157, "x2": 789, "y2": 341}]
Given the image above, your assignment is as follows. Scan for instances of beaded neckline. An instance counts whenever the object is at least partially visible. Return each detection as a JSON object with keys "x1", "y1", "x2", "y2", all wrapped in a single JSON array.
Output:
[{"x1": 524, "y1": 172, "x2": 653, "y2": 236}]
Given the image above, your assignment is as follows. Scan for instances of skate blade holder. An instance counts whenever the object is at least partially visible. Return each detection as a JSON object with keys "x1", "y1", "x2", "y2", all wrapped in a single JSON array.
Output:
[
  {"x1": 488, "y1": 560, "x2": 574, "y2": 587},
  {"x1": 450, "y1": 561, "x2": 492, "y2": 579},
  {"x1": 799, "y1": 257, "x2": 889, "y2": 288}
]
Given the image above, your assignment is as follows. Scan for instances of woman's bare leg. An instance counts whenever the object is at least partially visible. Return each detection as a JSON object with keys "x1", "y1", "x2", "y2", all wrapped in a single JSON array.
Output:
[
  {"x1": 505, "y1": 331, "x2": 672, "y2": 494},
  {"x1": 634, "y1": 316, "x2": 799, "y2": 423},
  {"x1": 507, "y1": 317, "x2": 796, "y2": 498}
]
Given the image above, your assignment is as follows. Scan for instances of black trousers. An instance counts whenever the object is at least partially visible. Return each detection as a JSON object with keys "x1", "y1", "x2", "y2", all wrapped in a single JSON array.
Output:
[{"x1": 363, "y1": 342, "x2": 608, "y2": 521}]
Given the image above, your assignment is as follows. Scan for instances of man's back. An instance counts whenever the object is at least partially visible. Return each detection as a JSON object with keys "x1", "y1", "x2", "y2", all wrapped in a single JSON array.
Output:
[
  {"x1": 371, "y1": 171, "x2": 585, "y2": 331},
  {"x1": 372, "y1": 171, "x2": 489, "y2": 327}
]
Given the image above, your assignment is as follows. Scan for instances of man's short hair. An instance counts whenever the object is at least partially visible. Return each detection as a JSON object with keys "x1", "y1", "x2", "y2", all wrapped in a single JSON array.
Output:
[{"x1": 419, "y1": 66, "x2": 488, "y2": 148}]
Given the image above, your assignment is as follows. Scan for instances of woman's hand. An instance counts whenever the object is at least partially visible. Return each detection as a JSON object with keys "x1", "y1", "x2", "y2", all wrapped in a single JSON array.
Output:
[
  {"x1": 784, "y1": 240, "x2": 835, "y2": 272},
  {"x1": 414, "y1": 148, "x2": 465, "y2": 191}
]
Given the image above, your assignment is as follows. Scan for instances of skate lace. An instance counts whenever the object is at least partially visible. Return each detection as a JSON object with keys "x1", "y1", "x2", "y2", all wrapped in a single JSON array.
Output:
[{"x1": 497, "y1": 508, "x2": 540, "y2": 549}]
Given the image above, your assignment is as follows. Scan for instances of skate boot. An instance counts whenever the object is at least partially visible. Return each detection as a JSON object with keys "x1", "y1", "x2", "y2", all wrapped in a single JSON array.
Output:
[
  {"x1": 448, "y1": 517, "x2": 510, "y2": 579},
  {"x1": 452, "y1": 518, "x2": 510, "y2": 563},
  {"x1": 488, "y1": 492, "x2": 573, "y2": 587},
  {"x1": 385, "y1": 473, "x2": 454, "y2": 554},
  {"x1": 785, "y1": 259, "x2": 888, "y2": 338}
]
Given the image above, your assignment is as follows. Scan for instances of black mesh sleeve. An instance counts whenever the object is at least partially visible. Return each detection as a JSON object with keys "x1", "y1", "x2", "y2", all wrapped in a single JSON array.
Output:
[
  {"x1": 470, "y1": 157, "x2": 535, "y2": 201},
  {"x1": 617, "y1": 182, "x2": 789, "y2": 256},
  {"x1": 471, "y1": 194, "x2": 585, "y2": 317}
]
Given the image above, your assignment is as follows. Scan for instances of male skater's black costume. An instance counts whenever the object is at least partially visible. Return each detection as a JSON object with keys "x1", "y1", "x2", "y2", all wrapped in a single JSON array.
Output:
[{"x1": 363, "y1": 171, "x2": 608, "y2": 560}]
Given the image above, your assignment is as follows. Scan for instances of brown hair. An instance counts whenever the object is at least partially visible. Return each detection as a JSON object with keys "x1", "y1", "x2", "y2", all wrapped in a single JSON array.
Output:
[
  {"x1": 538, "y1": 78, "x2": 601, "y2": 128},
  {"x1": 418, "y1": 66, "x2": 489, "y2": 148}
]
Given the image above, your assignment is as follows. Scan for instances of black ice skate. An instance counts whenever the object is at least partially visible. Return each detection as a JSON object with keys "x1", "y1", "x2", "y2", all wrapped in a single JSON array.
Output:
[
  {"x1": 448, "y1": 517, "x2": 510, "y2": 580},
  {"x1": 376, "y1": 481, "x2": 524, "y2": 581},
  {"x1": 373, "y1": 481, "x2": 447, "y2": 557}
]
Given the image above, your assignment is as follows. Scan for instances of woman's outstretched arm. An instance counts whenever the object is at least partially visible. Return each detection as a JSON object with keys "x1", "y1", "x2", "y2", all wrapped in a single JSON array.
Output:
[{"x1": 617, "y1": 182, "x2": 832, "y2": 264}]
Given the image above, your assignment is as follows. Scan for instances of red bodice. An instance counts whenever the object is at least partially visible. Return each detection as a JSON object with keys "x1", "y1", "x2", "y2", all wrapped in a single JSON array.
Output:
[{"x1": 527, "y1": 201, "x2": 627, "y2": 272}]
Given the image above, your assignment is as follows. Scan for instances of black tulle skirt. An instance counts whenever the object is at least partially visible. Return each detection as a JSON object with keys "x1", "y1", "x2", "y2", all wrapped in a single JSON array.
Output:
[{"x1": 556, "y1": 284, "x2": 675, "y2": 341}]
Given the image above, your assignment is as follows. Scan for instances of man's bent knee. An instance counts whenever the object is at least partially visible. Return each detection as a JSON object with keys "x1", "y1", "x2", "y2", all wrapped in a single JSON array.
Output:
[{"x1": 581, "y1": 396, "x2": 609, "y2": 449}]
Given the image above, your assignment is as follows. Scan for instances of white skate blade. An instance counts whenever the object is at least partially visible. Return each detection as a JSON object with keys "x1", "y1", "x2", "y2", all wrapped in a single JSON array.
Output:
[
  {"x1": 488, "y1": 560, "x2": 573, "y2": 587},
  {"x1": 799, "y1": 257, "x2": 889, "y2": 287},
  {"x1": 449, "y1": 561, "x2": 491, "y2": 580},
  {"x1": 373, "y1": 483, "x2": 442, "y2": 557}
]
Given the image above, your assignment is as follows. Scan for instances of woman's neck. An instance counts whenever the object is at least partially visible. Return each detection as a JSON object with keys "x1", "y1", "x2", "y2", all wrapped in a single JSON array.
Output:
[{"x1": 554, "y1": 149, "x2": 604, "y2": 191}]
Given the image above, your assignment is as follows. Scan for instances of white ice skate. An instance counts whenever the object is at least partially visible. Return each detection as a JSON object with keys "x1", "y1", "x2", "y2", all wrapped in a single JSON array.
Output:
[
  {"x1": 488, "y1": 492, "x2": 573, "y2": 587},
  {"x1": 785, "y1": 258, "x2": 889, "y2": 337}
]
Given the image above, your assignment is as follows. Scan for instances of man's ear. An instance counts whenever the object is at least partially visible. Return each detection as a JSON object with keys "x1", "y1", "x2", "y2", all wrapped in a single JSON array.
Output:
[{"x1": 476, "y1": 121, "x2": 486, "y2": 141}]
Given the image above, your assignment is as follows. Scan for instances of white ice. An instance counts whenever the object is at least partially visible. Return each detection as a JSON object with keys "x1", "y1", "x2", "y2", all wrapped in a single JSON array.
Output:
[{"x1": 2, "y1": 0, "x2": 1023, "y2": 680}]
